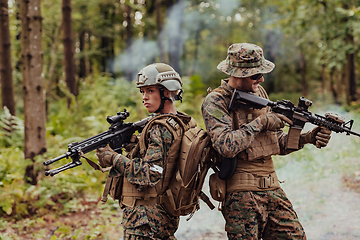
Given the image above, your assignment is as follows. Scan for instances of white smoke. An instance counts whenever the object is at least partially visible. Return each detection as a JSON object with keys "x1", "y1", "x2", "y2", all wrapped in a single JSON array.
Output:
[{"x1": 113, "y1": 0, "x2": 242, "y2": 79}]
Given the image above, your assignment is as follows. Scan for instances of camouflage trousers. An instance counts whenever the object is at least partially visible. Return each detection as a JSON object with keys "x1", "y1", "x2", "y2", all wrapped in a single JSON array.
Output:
[
  {"x1": 121, "y1": 204, "x2": 179, "y2": 240},
  {"x1": 221, "y1": 188, "x2": 306, "y2": 240},
  {"x1": 123, "y1": 225, "x2": 177, "y2": 240}
]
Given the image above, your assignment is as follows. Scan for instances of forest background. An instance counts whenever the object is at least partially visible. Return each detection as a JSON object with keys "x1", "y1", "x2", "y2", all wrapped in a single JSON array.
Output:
[{"x1": 0, "y1": 0, "x2": 360, "y2": 239}]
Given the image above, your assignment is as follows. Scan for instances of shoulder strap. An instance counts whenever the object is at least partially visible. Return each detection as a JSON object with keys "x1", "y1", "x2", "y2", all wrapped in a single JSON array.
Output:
[{"x1": 139, "y1": 114, "x2": 187, "y2": 155}]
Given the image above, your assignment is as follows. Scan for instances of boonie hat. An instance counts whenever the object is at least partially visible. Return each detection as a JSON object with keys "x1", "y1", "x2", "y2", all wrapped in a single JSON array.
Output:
[{"x1": 217, "y1": 43, "x2": 275, "y2": 78}]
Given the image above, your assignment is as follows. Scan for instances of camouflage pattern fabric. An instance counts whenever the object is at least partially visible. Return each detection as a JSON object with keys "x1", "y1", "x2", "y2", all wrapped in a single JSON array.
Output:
[
  {"x1": 111, "y1": 123, "x2": 173, "y2": 191},
  {"x1": 217, "y1": 43, "x2": 275, "y2": 78},
  {"x1": 201, "y1": 80, "x2": 291, "y2": 159},
  {"x1": 202, "y1": 80, "x2": 306, "y2": 239},
  {"x1": 110, "y1": 115, "x2": 180, "y2": 239},
  {"x1": 222, "y1": 189, "x2": 306, "y2": 240},
  {"x1": 122, "y1": 204, "x2": 179, "y2": 239}
]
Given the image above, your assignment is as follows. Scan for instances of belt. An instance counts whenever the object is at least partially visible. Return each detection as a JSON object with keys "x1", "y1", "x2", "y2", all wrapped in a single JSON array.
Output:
[{"x1": 226, "y1": 171, "x2": 280, "y2": 192}]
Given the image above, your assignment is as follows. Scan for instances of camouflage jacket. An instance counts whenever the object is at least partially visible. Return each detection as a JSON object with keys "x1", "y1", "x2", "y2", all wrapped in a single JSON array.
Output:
[
  {"x1": 201, "y1": 79, "x2": 293, "y2": 160},
  {"x1": 110, "y1": 113, "x2": 184, "y2": 192},
  {"x1": 108, "y1": 112, "x2": 188, "y2": 237}
]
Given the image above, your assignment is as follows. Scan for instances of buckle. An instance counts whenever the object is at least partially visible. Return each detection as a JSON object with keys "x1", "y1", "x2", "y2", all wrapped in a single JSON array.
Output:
[{"x1": 259, "y1": 175, "x2": 272, "y2": 188}]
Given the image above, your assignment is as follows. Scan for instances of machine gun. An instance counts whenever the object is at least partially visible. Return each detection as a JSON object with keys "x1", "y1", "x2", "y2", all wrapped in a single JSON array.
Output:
[
  {"x1": 43, "y1": 109, "x2": 151, "y2": 176},
  {"x1": 218, "y1": 89, "x2": 360, "y2": 180}
]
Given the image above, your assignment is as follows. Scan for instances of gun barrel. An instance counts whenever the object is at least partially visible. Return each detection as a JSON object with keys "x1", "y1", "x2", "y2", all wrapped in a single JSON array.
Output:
[
  {"x1": 43, "y1": 152, "x2": 71, "y2": 166},
  {"x1": 44, "y1": 160, "x2": 82, "y2": 176},
  {"x1": 345, "y1": 129, "x2": 360, "y2": 137}
]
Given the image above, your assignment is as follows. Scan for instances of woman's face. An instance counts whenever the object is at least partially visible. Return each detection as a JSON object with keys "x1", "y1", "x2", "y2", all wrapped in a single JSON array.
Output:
[{"x1": 140, "y1": 85, "x2": 161, "y2": 113}]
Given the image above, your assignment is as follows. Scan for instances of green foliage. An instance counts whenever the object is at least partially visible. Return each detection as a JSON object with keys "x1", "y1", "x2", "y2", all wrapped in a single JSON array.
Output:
[{"x1": 0, "y1": 107, "x2": 24, "y2": 148}]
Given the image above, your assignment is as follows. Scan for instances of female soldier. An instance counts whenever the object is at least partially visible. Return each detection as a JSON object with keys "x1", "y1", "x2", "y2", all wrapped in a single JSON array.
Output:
[{"x1": 96, "y1": 63, "x2": 195, "y2": 239}]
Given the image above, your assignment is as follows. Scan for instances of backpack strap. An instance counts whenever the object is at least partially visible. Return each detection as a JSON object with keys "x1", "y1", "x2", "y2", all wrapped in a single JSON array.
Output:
[
  {"x1": 142, "y1": 114, "x2": 190, "y2": 194},
  {"x1": 121, "y1": 114, "x2": 190, "y2": 207},
  {"x1": 139, "y1": 114, "x2": 187, "y2": 153}
]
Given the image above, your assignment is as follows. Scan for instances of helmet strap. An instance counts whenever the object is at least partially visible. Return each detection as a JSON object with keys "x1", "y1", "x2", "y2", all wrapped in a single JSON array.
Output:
[{"x1": 155, "y1": 85, "x2": 172, "y2": 113}]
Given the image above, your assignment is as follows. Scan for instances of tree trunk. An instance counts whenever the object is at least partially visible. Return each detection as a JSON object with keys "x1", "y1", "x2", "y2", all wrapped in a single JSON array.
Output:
[
  {"x1": 190, "y1": 27, "x2": 201, "y2": 76},
  {"x1": 320, "y1": 64, "x2": 326, "y2": 101},
  {"x1": 329, "y1": 67, "x2": 340, "y2": 104},
  {"x1": 156, "y1": 0, "x2": 166, "y2": 63},
  {"x1": 125, "y1": 4, "x2": 133, "y2": 81},
  {"x1": 79, "y1": 31, "x2": 86, "y2": 79},
  {"x1": 263, "y1": 31, "x2": 279, "y2": 94},
  {"x1": 0, "y1": 0, "x2": 16, "y2": 115},
  {"x1": 342, "y1": 63, "x2": 350, "y2": 105},
  {"x1": 346, "y1": 34, "x2": 356, "y2": 102},
  {"x1": 20, "y1": 0, "x2": 47, "y2": 185},
  {"x1": 88, "y1": 32, "x2": 93, "y2": 74},
  {"x1": 62, "y1": 0, "x2": 78, "y2": 100},
  {"x1": 167, "y1": 0, "x2": 184, "y2": 74},
  {"x1": 298, "y1": 49, "x2": 308, "y2": 97},
  {"x1": 100, "y1": 4, "x2": 110, "y2": 74},
  {"x1": 342, "y1": 2, "x2": 357, "y2": 104}
]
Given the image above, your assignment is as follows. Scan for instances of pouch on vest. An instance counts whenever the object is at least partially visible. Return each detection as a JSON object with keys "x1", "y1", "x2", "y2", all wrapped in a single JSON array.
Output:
[
  {"x1": 101, "y1": 169, "x2": 123, "y2": 202},
  {"x1": 209, "y1": 171, "x2": 226, "y2": 203}
]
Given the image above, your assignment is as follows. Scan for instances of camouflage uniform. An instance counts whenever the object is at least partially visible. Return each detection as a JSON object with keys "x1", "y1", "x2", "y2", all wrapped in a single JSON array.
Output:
[
  {"x1": 110, "y1": 113, "x2": 183, "y2": 239},
  {"x1": 202, "y1": 43, "x2": 306, "y2": 240},
  {"x1": 96, "y1": 63, "x2": 190, "y2": 239}
]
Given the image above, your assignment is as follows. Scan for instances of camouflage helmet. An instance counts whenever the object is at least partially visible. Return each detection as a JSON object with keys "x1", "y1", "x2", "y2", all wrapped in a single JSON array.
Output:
[
  {"x1": 135, "y1": 63, "x2": 182, "y2": 91},
  {"x1": 217, "y1": 43, "x2": 275, "y2": 78}
]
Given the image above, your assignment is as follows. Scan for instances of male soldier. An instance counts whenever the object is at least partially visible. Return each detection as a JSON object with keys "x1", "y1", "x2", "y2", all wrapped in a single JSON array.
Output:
[
  {"x1": 201, "y1": 43, "x2": 332, "y2": 240},
  {"x1": 96, "y1": 63, "x2": 195, "y2": 239}
]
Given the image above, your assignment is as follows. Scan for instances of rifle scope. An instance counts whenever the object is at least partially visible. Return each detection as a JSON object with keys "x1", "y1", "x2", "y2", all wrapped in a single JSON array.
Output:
[{"x1": 107, "y1": 109, "x2": 129, "y2": 124}]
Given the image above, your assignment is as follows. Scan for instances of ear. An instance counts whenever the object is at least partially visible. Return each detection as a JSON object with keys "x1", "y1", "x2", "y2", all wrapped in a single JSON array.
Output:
[{"x1": 163, "y1": 88, "x2": 170, "y2": 97}]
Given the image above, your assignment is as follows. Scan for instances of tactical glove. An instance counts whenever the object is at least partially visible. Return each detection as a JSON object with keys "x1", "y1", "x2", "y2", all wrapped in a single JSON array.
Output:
[
  {"x1": 96, "y1": 145, "x2": 119, "y2": 168},
  {"x1": 300, "y1": 126, "x2": 331, "y2": 148},
  {"x1": 258, "y1": 112, "x2": 293, "y2": 132},
  {"x1": 124, "y1": 134, "x2": 139, "y2": 152}
]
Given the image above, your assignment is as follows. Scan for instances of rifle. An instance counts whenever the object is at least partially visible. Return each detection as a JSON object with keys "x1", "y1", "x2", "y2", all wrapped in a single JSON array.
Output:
[
  {"x1": 229, "y1": 89, "x2": 360, "y2": 149},
  {"x1": 43, "y1": 109, "x2": 151, "y2": 176},
  {"x1": 218, "y1": 89, "x2": 360, "y2": 180}
]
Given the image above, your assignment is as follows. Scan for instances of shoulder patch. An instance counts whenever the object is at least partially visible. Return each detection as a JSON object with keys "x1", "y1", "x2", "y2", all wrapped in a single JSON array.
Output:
[{"x1": 212, "y1": 108, "x2": 224, "y2": 120}]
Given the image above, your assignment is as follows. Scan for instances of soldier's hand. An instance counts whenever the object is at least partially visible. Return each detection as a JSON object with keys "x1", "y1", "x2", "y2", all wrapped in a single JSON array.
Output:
[
  {"x1": 124, "y1": 134, "x2": 139, "y2": 152},
  {"x1": 258, "y1": 112, "x2": 293, "y2": 131},
  {"x1": 303, "y1": 126, "x2": 331, "y2": 148},
  {"x1": 96, "y1": 145, "x2": 118, "y2": 168}
]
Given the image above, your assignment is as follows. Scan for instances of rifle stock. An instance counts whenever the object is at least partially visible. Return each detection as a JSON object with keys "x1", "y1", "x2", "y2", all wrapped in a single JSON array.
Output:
[{"x1": 44, "y1": 109, "x2": 152, "y2": 176}]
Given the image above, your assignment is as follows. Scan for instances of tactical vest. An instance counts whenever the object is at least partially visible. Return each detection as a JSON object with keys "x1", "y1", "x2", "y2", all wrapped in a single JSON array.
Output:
[
  {"x1": 212, "y1": 84, "x2": 280, "y2": 191},
  {"x1": 120, "y1": 112, "x2": 196, "y2": 208}
]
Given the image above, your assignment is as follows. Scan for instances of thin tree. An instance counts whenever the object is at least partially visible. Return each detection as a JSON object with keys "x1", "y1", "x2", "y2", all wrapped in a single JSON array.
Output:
[
  {"x1": 20, "y1": 0, "x2": 47, "y2": 185},
  {"x1": 125, "y1": 3, "x2": 133, "y2": 81},
  {"x1": 166, "y1": 0, "x2": 184, "y2": 74},
  {"x1": 62, "y1": 0, "x2": 78, "y2": 101},
  {"x1": 0, "y1": 0, "x2": 16, "y2": 115},
  {"x1": 156, "y1": 0, "x2": 166, "y2": 63}
]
